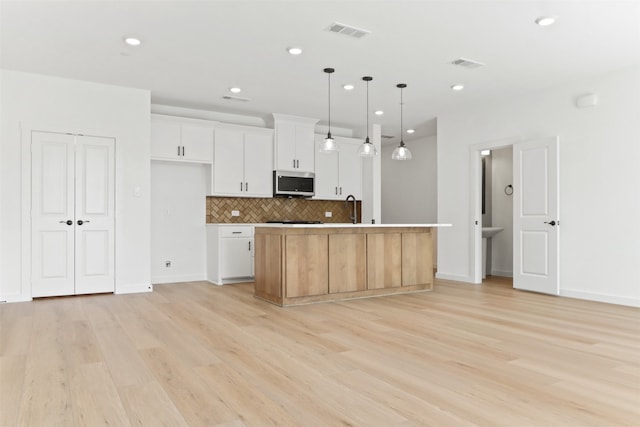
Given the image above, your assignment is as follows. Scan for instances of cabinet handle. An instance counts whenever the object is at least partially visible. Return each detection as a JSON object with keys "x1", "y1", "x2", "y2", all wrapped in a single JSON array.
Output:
[
  {"x1": 245, "y1": 182, "x2": 248, "y2": 191},
  {"x1": 335, "y1": 187, "x2": 338, "y2": 195},
  {"x1": 248, "y1": 241, "x2": 251, "y2": 251},
  {"x1": 293, "y1": 159, "x2": 296, "y2": 168},
  {"x1": 182, "y1": 146, "x2": 185, "y2": 156},
  {"x1": 340, "y1": 187, "x2": 342, "y2": 195},
  {"x1": 232, "y1": 231, "x2": 242, "y2": 234},
  {"x1": 296, "y1": 159, "x2": 300, "y2": 168},
  {"x1": 177, "y1": 146, "x2": 181, "y2": 156},
  {"x1": 240, "y1": 182, "x2": 243, "y2": 191}
]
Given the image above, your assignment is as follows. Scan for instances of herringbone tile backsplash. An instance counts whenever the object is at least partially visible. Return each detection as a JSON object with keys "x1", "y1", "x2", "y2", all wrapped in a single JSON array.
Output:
[{"x1": 206, "y1": 197, "x2": 361, "y2": 223}]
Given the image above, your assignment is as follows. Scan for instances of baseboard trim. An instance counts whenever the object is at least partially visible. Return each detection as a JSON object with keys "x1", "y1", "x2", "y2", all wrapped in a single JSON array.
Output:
[
  {"x1": 490, "y1": 269, "x2": 513, "y2": 278},
  {"x1": 560, "y1": 289, "x2": 640, "y2": 308},
  {"x1": 115, "y1": 282, "x2": 153, "y2": 294},
  {"x1": 435, "y1": 272, "x2": 475, "y2": 283},
  {"x1": 0, "y1": 294, "x2": 32, "y2": 303},
  {"x1": 151, "y1": 274, "x2": 206, "y2": 285}
]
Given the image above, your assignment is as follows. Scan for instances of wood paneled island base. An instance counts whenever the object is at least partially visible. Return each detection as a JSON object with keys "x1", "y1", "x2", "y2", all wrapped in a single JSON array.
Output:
[{"x1": 254, "y1": 225, "x2": 445, "y2": 306}]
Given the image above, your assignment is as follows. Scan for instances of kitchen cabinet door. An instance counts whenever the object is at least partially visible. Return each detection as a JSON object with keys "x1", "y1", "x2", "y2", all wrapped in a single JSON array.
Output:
[
  {"x1": 314, "y1": 136, "x2": 339, "y2": 199},
  {"x1": 220, "y1": 237, "x2": 253, "y2": 279},
  {"x1": 338, "y1": 142, "x2": 362, "y2": 200},
  {"x1": 294, "y1": 125, "x2": 315, "y2": 172},
  {"x1": 213, "y1": 128, "x2": 245, "y2": 194},
  {"x1": 181, "y1": 123, "x2": 213, "y2": 162},
  {"x1": 275, "y1": 121, "x2": 297, "y2": 170},
  {"x1": 243, "y1": 132, "x2": 273, "y2": 197},
  {"x1": 274, "y1": 119, "x2": 316, "y2": 172},
  {"x1": 328, "y1": 234, "x2": 366, "y2": 293},
  {"x1": 151, "y1": 119, "x2": 181, "y2": 160},
  {"x1": 401, "y1": 232, "x2": 433, "y2": 286},
  {"x1": 285, "y1": 235, "x2": 328, "y2": 298}
]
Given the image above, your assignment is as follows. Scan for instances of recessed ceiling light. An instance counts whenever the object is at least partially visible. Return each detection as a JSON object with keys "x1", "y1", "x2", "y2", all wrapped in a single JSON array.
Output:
[
  {"x1": 535, "y1": 16, "x2": 557, "y2": 26},
  {"x1": 406, "y1": 129, "x2": 415, "y2": 134},
  {"x1": 343, "y1": 84, "x2": 354, "y2": 91},
  {"x1": 451, "y1": 84, "x2": 464, "y2": 91},
  {"x1": 481, "y1": 149, "x2": 491, "y2": 156},
  {"x1": 287, "y1": 47, "x2": 303, "y2": 55},
  {"x1": 123, "y1": 37, "x2": 141, "y2": 46},
  {"x1": 374, "y1": 110, "x2": 384, "y2": 116},
  {"x1": 229, "y1": 87, "x2": 242, "y2": 94}
]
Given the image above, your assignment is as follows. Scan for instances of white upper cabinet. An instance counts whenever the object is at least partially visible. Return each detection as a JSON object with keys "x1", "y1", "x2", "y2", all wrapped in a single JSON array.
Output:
[
  {"x1": 212, "y1": 125, "x2": 273, "y2": 197},
  {"x1": 273, "y1": 114, "x2": 318, "y2": 172},
  {"x1": 314, "y1": 136, "x2": 362, "y2": 200},
  {"x1": 151, "y1": 115, "x2": 214, "y2": 163}
]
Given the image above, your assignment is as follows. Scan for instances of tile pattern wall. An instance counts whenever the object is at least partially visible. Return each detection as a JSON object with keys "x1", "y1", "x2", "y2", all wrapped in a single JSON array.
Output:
[{"x1": 206, "y1": 197, "x2": 362, "y2": 224}]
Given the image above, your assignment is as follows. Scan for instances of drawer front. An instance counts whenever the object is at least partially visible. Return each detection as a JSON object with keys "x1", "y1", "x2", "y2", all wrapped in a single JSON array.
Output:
[{"x1": 219, "y1": 226, "x2": 254, "y2": 238}]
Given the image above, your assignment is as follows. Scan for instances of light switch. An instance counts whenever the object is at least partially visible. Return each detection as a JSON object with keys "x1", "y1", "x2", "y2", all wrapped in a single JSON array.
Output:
[
  {"x1": 325, "y1": 211, "x2": 332, "y2": 217},
  {"x1": 231, "y1": 210, "x2": 240, "y2": 217}
]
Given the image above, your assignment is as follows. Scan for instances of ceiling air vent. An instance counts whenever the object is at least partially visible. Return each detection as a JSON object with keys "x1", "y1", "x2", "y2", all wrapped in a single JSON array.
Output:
[
  {"x1": 326, "y1": 22, "x2": 371, "y2": 39},
  {"x1": 222, "y1": 95, "x2": 250, "y2": 102},
  {"x1": 451, "y1": 57, "x2": 485, "y2": 69}
]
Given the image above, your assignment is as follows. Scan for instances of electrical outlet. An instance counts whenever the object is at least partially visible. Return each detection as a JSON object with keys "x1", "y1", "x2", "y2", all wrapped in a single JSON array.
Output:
[
  {"x1": 231, "y1": 210, "x2": 240, "y2": 217},
  {"x1": 325, "y1": 211, "x2": 332, "y2": 217},
  {"x1": 165, "y1": 261, "x2": 171, "y2": 268}
]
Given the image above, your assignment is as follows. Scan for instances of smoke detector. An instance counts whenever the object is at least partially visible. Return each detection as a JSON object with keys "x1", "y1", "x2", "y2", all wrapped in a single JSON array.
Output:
[
  {"x1": 326, "y1": 22, "x2": 371, "y2": 39},
  {"x1": 451, "y1": 57, "x2": 485, "y2": 69}
]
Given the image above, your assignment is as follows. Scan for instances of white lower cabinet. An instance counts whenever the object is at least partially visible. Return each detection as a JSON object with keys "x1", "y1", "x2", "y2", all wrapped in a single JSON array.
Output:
[{"x1": 207, "y1": 224, "x2": 254, "y2": 285}]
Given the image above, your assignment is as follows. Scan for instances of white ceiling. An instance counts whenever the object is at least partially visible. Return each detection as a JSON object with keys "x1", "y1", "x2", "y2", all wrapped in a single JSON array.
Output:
[{"x1": 2, "y1": 1, "x2": 639, "y2": 141}]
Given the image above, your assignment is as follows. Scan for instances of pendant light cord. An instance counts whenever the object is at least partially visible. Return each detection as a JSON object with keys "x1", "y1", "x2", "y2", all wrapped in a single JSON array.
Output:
[
  {"x1": 327, "y1": 72, "x2": 331, "y2": 133},
  {"x1": 400, "y1": 86, "x2": 403, "y2": 144},
  {"x1": 366, "y1": 79, "x2": 369, "y2": 140}
]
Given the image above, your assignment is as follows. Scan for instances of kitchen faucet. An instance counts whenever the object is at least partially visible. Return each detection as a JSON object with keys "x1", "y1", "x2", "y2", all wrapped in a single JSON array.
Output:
[{"x1": 345, "y1": 194, "x2": 357, "y2": 224}]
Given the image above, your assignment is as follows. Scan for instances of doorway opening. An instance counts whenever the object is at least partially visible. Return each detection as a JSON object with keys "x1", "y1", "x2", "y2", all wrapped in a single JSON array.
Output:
[
  {"x1": 481, "y1": 147, "x2": 514, "y2": 286},
  {"x1": 470, "y1": 137, "x2": 519, "y2": 287},
  {"x1": 470, "y1": 136, "x2": 560, "y2": 295}
]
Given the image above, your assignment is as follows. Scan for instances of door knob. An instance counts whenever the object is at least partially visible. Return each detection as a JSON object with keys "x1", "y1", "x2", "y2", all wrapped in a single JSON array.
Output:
[
  {"x1": 544, "y1": 220, "x2": 556, "y2": 226},
  {"x1": 77, "y1": 220, "x2": 90, "y2": 226},
  {"x1": 59, "y1": 220, "x2": 73, "y2": 226}
]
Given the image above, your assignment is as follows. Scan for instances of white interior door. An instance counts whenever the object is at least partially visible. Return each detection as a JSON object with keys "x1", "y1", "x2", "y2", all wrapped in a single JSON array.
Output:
[
  {"x1": 513, "y1": 136, "x2": 559, "y2": 295},
  {"x1": 74, "y1": 136, "x2": 115, "y2": 294},
  {"x1": 31, "y1": 131, "x2": 115, "y2": 297},
  {"x1": 31, "y1": 132, "x2": 76, "y2": 297}
]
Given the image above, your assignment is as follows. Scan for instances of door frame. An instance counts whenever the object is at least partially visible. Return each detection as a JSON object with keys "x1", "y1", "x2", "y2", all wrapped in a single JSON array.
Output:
[
  {"x1": 469, "y1": 136, "x2": 521, "y2": 284},
  {"x1": 20, "y1": 122, "x2": 117, "y2": 298}
]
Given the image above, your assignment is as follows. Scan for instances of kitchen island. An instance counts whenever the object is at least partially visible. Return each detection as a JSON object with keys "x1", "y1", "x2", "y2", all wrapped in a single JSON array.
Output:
[{"x1": 254, "y1": 224, "x2": 451, "y2": 306}]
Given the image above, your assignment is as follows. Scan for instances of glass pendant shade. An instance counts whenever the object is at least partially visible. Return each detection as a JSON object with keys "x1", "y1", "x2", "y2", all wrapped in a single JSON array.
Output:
[
  {"x1": 359, "y1": 76, "x2": 377, "y2": 157},
  {"x1": 320, "y1": 133, "x2": 338, "y2": 152},
  {"x1": 319, "y1": 68, "x2": 339, "y2": 153},
  {"x1": 392, "y1": 83, "x2": 412, "y2": 161},
  {"x1": 358, "y1": 138, "x2": 377, "y2": 157},
  {"x1": 391, "y1": 142, "x2": 412, "y2": 160}
]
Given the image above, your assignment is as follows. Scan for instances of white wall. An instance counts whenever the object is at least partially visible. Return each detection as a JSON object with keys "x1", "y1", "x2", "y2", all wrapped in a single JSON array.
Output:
[
  {"x1": 437, "y1": 64, "x2": 640, "y2": 306},
  {"x1": 490, "y1": 147, "x2": 513, "y2": 277},
  {"x1": 150, "y1": 162, "x2": 207, "y2": 283},
  {"x1": 381, "y1": 135, "x2": 437, "y2": 223},
  {"x1": 0, "y1": 70, "x2": 151, "y2": 301}
]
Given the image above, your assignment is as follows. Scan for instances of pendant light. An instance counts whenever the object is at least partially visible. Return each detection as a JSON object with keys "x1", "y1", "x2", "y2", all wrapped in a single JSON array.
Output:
[
  {"x1": 358, "y1": 76, "x2": 377, "y2": 157},
  {"x1": 319, "y1": 67, "x2": 339, "y2": 153},
  {"x1": 391, "y1": 83, "x2": 412, "y2": 161}
]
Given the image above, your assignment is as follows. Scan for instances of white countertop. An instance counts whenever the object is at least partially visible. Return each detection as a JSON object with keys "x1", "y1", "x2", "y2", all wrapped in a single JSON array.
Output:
[{"x1": 254, "y1": 223, "x2": 451, "y2": 228}]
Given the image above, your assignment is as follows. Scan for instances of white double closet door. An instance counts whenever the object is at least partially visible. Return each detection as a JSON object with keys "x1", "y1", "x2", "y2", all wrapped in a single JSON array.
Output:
[{"x1": 31, "y1": 131, "x2": 115, "y2": 297}]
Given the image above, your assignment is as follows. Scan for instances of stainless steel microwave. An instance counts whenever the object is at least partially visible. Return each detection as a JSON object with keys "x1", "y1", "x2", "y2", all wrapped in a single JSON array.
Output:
[{"x1": 273, "y1": 170, "x2": 314, "y2": 198}]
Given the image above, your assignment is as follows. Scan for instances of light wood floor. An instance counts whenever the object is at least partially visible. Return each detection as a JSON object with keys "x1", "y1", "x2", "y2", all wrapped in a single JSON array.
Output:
[{"x1": 1, "y1": 278, "x2": 639, "y2": 426}]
